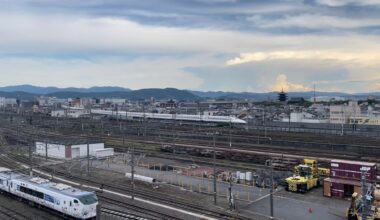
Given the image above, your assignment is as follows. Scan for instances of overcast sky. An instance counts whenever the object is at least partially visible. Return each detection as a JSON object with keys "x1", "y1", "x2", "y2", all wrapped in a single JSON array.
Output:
[{"x1": 1, "y1": 0, "x2": 380, "y2": 93}]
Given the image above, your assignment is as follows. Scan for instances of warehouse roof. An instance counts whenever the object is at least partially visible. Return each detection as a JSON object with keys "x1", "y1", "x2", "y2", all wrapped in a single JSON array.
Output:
[{"x1": 36, "y1": 138, "x2": 102, "y2": 146}]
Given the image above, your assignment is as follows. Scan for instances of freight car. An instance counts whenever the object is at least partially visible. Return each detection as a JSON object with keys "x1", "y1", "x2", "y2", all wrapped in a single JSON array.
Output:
[{"x1": 0, "y1": 167, "x2": 98, "y2": 219}]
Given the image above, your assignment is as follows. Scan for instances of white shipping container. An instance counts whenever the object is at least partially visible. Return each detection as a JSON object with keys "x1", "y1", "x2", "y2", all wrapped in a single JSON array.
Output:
[
  {"x1": 239, "y1": 173, "x2": 246, "y2": 180},
  {"x1": 125, "y1": 173, "x2": 156, "y2": 183},
  {"x1": 93, "y1": 148, "x2": 114, "y2": 158},
  {"x1": 246, "y1": 172, "x2": 253, "y2": 181},
  {"x1": 74, "y1": 143, "x2": 105, "y2": 158},
  {"x1": 236, "y1": 171, "x2": 241, "y2": 179}
]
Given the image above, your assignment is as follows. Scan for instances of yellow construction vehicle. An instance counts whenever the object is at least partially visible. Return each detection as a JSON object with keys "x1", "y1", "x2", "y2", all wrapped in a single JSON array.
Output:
[{"x1": 285, "y1": 159, "x2": 329, "y2": 193}]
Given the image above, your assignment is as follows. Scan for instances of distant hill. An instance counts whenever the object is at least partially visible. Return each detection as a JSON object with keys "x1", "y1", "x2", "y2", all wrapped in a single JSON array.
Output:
[
  {"x1": 0, "y1": 84, "x2": 378, "y2": 101},
  {"x1": 189, "y1": 90, "x2": 364, "y2": 100},
  {"x1": 46, "y1": 88, "x2": 199, "y2": 101},
  {"x1": 0, "y1": 91, "x2": 37, "y2": 100},
  {"x1": 0, "y1": 85, "x2": 130, "y2": 94}
]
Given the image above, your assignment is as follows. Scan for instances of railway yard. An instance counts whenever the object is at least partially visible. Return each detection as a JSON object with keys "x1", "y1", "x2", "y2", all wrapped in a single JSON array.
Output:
[{"x1": 1, "y1": 112, "x2": 380, "y2": 219}]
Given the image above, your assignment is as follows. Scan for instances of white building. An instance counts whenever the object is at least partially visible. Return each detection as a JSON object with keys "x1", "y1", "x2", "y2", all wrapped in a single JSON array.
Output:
[
  {"x1": 282, "y1": 112, "x2": 328, "y2": 123},
  {"x1": 5, "y1": 98, "x2": 17, "y2": 107},
  {"x1": 35, "y1": 141, "x2": 113, "y2": 159},
  {"x1": 329, "y1": 101, "x2": 361, "y2": 124},
  {"x1": 349, "y1": 116, "x2": 380, "y2": 125},
  {"x1": 51, "y1": 107, "x2": 90, "y2": 118},
  {"x1": 104, "y1": 98, "x2": 126, "y2": 105},
  {"x1": 309, "y1": 96, "x2": 346, "y2": 102}
]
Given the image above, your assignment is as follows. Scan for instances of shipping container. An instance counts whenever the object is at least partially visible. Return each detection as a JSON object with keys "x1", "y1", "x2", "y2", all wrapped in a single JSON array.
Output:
[
  {"x1": 330, "y1": 159, "x2": 377, "y2": 182},
  {"x1": 93, "y1": 148, "x2": 114, "y2": 158},
  {"x1": 331, "y1": 181, "x2": 344, "y2": 198},
  {"x1": 329, "y1": 177, "x2": 361, "y2": 198}
]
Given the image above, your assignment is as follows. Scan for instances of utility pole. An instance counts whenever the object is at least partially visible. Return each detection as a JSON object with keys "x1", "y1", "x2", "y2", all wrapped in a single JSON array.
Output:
[
  {"x1": 266, "y1": 159, "x2": 274, "y2": 219},
  {"x1": 361, "y1": 169, "x2": 368, "y2": 220},
  {"x1": 45, "y1": 140, "x2": 48, "y2": 161},
  {"x1": 288, "y1": 105, "x2": 291, "y2": 132},
  {"x1": 341, "y1": 106, "x2": 345, "y2": 136},
  {"x1": 131, "y1": 145, "x2": 135, "y2": 200},
  {"x1": 29, "y1": 143, "x2": 33, "y2": 176},
  {"x1": 228, "y1": 172, "x2": 235, "y2": 210},
  {"x1": 229, "y1": 119, "x2": 232, "y2": 150},
  {"x1": 87, "y1": 136, "x2": 90, "y2": 175},
  {"x1": 212, "y1": 133, "x2": 218, "y2": 205}
]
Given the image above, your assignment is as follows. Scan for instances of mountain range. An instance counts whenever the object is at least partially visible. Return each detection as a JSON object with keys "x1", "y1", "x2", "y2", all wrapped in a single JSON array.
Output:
[{"x1": 0, "y1": 85, "x2": 378, "y2": 101}]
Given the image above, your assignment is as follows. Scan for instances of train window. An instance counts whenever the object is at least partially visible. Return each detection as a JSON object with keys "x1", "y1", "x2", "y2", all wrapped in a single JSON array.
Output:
[
  {"x1": 74, "y1": 199, "x2": 79, "y2": 204},
  {"x1": 19, "y1": 186, "x2": 44, "y2": 199},
  {"x1": 78, "y1": 194, "x2": 98, "y2": 205},
  {"x1": 70, "y1": 201, "x2": 72, "y2": 206}
]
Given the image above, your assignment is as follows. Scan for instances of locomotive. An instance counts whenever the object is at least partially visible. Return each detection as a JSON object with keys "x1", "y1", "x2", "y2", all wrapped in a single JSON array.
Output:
[{"x1": 0, "y1": 167, "x2": 98, "y2": 219}]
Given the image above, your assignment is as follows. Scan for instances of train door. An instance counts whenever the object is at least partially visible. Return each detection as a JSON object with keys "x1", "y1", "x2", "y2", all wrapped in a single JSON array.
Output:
[{"x1": 67, "y1": 199, "x2": 80, "y2": 217}]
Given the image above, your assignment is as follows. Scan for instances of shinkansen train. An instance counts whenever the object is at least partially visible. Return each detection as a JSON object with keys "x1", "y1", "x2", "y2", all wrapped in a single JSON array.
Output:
[
  {"x1": 0, "y1": 167, "x2": 97, "y2": 219},
  {"x1": 91, "y1": 109, "x2": 247, "y2": 124}
]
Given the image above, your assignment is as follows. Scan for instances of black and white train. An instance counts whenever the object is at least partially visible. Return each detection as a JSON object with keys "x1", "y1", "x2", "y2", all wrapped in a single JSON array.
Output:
[{"x1": 0, "y1": 167, "x2": 98, "y2": 219}]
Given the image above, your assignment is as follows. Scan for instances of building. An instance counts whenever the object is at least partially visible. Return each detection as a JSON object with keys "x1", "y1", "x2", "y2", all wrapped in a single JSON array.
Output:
[
  {"x1": 324, "y1": 160, "x2": 377, "y2": 198},
  {"x1": 282, "y1": 112, "x2": 328, "y2": 123},
  {"x1": 51, "y1": 107, "x2": 90, "y2": 118},
  {"x1": 329, "y1": 101, "x2": 361, "y2": 124},
  {"x1": 349, "y1": 116, "x2": 380, "y2": 125},
  {"x1": 309, "y1": 96, "x2": 346, "y2": 102},
  {"x1": 35, "y1": 140, "x2": 114, "y2": 159}
]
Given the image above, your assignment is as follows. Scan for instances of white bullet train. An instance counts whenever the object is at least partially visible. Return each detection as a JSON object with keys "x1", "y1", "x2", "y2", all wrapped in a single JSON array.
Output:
[
  {"x1": 91, "y1": 109, "x2": 247, "y2": 124},
  {"x1": 0, "y1": 167, "x2": 98, "y2": 219}
]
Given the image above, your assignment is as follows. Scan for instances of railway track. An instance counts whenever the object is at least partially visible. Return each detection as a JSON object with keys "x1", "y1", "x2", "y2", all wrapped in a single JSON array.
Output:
[
  {"x1": 46, "y1": 168, "x2": 247, "y2": 220},
  {"x1": 0, "y1": 205, "x2": 31, "y2": 220},
  {"x1": 99, "y1": 196, "x2": 180, "y2": 220},
  {"x1": 101, "y1": 207, "x2": 149, "y2": 220},
  {"x1": 2, "y1": 123, "x2": 379, "y2": 162},
  {"x1": 0, "y1": 152, "x2": 250, "y2": 220}
]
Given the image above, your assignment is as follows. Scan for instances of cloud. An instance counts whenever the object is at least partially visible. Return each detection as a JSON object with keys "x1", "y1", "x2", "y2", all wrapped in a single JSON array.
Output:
[
  {"x1": 0, "y1": 57, "x2": 204, "y2": 89},
  {"x1": 315, "y1": 0, "x2": 380, "y2": 7},
  {"x1": 226, "y1": 50, "x2": 380, "y2": 66},
  {"x1": 372, "y1": 83, "x2": 380, "y2": 90},
  {"x1": 269, "y1": 74, "x2": 309, "y2": 92},
  {"x1": 248, "y1": 14, "x2": 380, "y2": 29}
]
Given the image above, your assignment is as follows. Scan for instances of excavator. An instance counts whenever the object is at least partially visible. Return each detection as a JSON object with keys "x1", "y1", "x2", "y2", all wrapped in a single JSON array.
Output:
[{"x1": 285, "y1": 159, "x2": 329, "y2": 193}]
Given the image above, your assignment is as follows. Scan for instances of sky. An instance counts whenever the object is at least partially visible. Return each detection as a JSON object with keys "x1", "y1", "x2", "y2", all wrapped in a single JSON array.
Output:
[{"x1": 1, "y1": 0, "x2": 380, "y2": 93}]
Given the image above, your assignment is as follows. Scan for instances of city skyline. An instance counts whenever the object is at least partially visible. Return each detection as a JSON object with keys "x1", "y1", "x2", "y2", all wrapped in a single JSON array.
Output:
[{"x1": 1, "y1": 0, "x2": 380, "y2": 92}]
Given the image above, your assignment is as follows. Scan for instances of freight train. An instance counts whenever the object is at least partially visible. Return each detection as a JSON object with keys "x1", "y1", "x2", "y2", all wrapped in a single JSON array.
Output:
[{"x1": 0, "y1": 167, "x2": 98, "y2": 219}]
